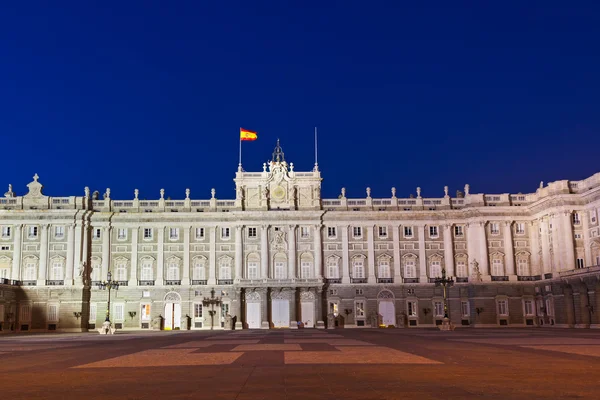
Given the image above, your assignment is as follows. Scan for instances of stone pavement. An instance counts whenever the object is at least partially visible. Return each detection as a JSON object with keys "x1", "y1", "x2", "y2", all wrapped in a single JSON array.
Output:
[{"x1": 1, "y1": 328, "x2": 600, "y2": 399}]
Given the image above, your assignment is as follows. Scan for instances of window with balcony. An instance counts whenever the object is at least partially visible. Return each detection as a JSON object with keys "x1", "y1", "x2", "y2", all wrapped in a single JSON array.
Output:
[
  {"x1": 492, "y1": 259, "x2": 504, "y2": 276},
  {"x1": 378, "y1": 259, "x2": 391, "y2": 279},
  {"x1": 456, "y1": 260, "x2": 467, "y2": 277},
  {"x1": 430, "y1": 261, "x2": 441, "y2": 278},
  {"x1": 115, "y1": 263, "x2": 128, "y2": 281},
  {"x1": 274, "y1": 261, "x2": 285, "y2": 279},
  {"x1": 247, "y1": 262, "x2": 258, "y2": 280},
  {"x1": 576, "y1": 258, "x2": 584, "y2": 269},
  {"x1": 327, "y1": 258, "x2": 339, "y2": 279},
  {"x1": 404, "y1": 260, "x2": 416, "y2": 278},
  {"x1": 353, "y1": 259, "x2": 365, "y2": 279},
  {"x1": 300, "y1": 261, "x2": 312, "y2": 279}
]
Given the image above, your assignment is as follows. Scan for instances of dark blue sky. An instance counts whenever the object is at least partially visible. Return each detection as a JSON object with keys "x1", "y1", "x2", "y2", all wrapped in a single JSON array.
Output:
[{"x1": 2, "y1": 2, "x2": 599, "y2": 200}]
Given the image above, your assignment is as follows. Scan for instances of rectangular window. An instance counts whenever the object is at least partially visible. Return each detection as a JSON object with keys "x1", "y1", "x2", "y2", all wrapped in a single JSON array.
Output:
[
  {"x1": 195, "y1": 227, "x2": 205, "y2": 239},
  {"x1": 141, "y1": 263, "x2": 153, "y2": 280},
  {"x1": 1, "y1": 226, "x2": 10, "y2": 238},
  {"x1": 327, "y1": 227, "x2": 336, "y2": 238},
  {"x1": 461, "y1": 301, "x2": 470, "y2": 317},
  {"x1": 404, "y1": 261, "x2": 416, "y2": 278},
  {"x1": 143, "y1": 228, "x2": 153, "y2": 239},
  {"x1": 247, "y1": 262, "x2": 258, "y2": 279},
  {"x1": 194, "y1": 303, "x2": 203, "y2": 319},
  {"x1": 545, "y1": 299, "x2": 555, "y2": 316},
  {"x1": 429, "y1": 226, "x2": 438, "y2": 238},
  {"x1": 28, "y1": 226, "x2": 38, "y2": 238},
  {"x1": 248, "y1": 227, "x2": 257, "y2": 238},
  {"x1": 300, "y1": 226, "x2": 310, "y2": 238},
  {"x1": 54, "y1": 226, "x2": 64, "y2": 239},
  {"x1": 454, "y1": 226, "x2": 463, "y2": 237},
  {"x1": 378, "y1": 226, "x2": 388, "y2": 238},
  {"x1": 355, "y1": 301, "x2": 365, "y2": 318},
  {"x1": 524, "y1": 300, "x2": 534, "y2": 316},
  {"x1": 517, "y1": 259, "x2": 529, "y2": 276},
  {"x1": 93, "y1": 228, "x2": 101, "y2": 239},
  {"x1": 355, "y1": 289, "x2": 363, "y2": 295},
  {"x1": 430, "y1": 261, "x2": 441, "y2": 278},
  {"x1": 328, "y1": 259, "x2": 339, "y2": 279},
  {"x1": 434, "y1": 301, "x2": 443, "y2": 317},
  {"x1": 20, "y1": 304, "x2": 31, "y2": 322},
  {"x1": 576, "y1": 258, "x2": 584, "y2": 269},
  {"x1": 515, "y1": 223, "x2": 525, "y2": 235},
  {"x1": 497, "y1": 300, "x2": 508, "y2": 316},
  {"x1": 378, "y1": 260, "x2": 391, "y2": 278},
  {"x1": 52, "y1": 262, "x2": 63, "y2": 280},
  {"x1": 572, "y1": 213, "x2": 581, "y2": 225},
  {"x1": 404, "y1": 226, "x2": 413, "y2": 238},
  {"x1": 407, "y1": 301, "x2": 417, "y2": 317},
  {"x1": 47, "y1": 304, "x2": 58, "y2": 322},
  {"x1": 141, "y1": 304, "x2": 151, "y2": 321},
  {"x1": 221, "y1": 227, "x2": 230, "y2": 239},
  {"x1": 456, "y1": 261, "x2": 467, "y2": 277},
  {"x1": 490, "y1": 223, "x2": 500, "y2": 235},
  {"x1": 353, "y1": 260, "x2": 365, "y2": 278},
  {"x1": 492, "y1": 259, "x2": 504, "y2": 276},
  {"x1": 352, "y1": 226, "x2": 362, "y2": 238},
  {"x1": 575, "y1": 233, "x2": 582, "y2": 239},
  {"x1": 169, "y1": 228, "x2": 179, "y2": 240},
  {"x1": 113, "y1": 304, "x2": 124, "y2": 321},
  {"x1": 300, "y1": 262, "x2": 312, "y2": 279},
  {"x1": 89, "y1": 304, "x2": 97, "y2": 322},
  {"x1": 117, "y1": 228, "x2": 127, "y2": 240},
  {"x1": 274, "y1": 262, "x2": 285, "y2": 279}
]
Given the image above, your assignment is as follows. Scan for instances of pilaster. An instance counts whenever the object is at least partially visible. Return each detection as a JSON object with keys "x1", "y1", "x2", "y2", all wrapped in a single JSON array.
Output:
[
  {"x1": 341, "y1": 225, "x2": 350, "y2": 284},
  {"x1": 582, "y1": 210, "x2": 592, "y2": 267},
  {"x1": 417, "y1": 225, "x2": 427, "y2": 281},
  {"x1": 392, "y1": 225, "x2": 401, "y2": 282},
  {"x1": 11, "y1": 224, "x2": 22, "y2": 281},
  {"x1": 235, "y1": 226, "x2": 243, "y2": 281},
  {"x1": 288, "y1": 225, "x2": 296, "y2": 279},
  {"x1": 503, "y1": 221, "x2": 516, "y2": 279},
  {"x1": 477, "y1": 222, "x2": 489, "y2": 278},
  {"x1": 367, "y1": 225, "x2": 376, "y2": 283},
  {"x1": 101, "y1": 226, "x2": 110, "y2": 281},
  {"x1": 529, "y1": 220, "x2": 541, "y2": 276},
  {"x1": 260, "y1": 225, "x2": 269, "y2": 279},
  {"x1": 157, "y1": 226, "x2": 165, "y2": 285},
  {"x1": 208, "y1": 226, "x2": 216, "y2": 285},
  {"x1": 540, "y1": 218, "x2": 552, "y2": 274},
  {"x1": 561, "y1": 211, "x2": 575, "y2": 270},
  {"x1": 37, "y1": 224, "x2": 48, "y2": 285},
  {"x1": 182, "y1": 226, "x2": 190, "y2": 285},
  {"x1": 443, "y1": 224, "x2": 454, "y2": 277},
  {"x1": 129, "y1": 227, "x2": 138, "y2": 285},
  {"x1": 65, "y1": 224, "x2": 75, "y2": 286}
]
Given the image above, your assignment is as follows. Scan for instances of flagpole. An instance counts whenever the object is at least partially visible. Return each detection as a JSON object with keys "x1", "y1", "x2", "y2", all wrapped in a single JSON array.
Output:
[
  {"x1": 238, "y1": 128, "x2": 242, "y2": 168},
  {"x1": 314, "y1": 126, "x2": 318, "y2": 171}
]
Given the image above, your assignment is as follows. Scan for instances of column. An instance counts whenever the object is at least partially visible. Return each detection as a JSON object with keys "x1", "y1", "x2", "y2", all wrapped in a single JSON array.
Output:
[
  {"x1": 38, "y1": 224, "x2": 49, "y2": 285},
  {"x1": 288, "y1": 225, "x2": 296, "y2": 279},
  {"x1": 579, "y1": 288, "x2": 591, "y2": 327},
  {"x1": 392, "y1": 225, "x2": 401, "y2": 282},
  {"x1": 477, "y1": 222, "x2": 489, "y2": 277},
  {"x1": 341, "y1": 225, "x2": 350, "y2": 284},
  {"x1": 101, "y1": 226, "x2": 110, "y2": 280},
  {"x1": 129, "y1": 227, "x2": 138, "y2": 285},
  {"x1": 11, "y1": 224, "x2": 22, "y2": 281},
  {"x1": 182, "y1": 226, "x2": 190, "y2": 285},
  {"x1": 540, "y1": 218, "x2": 552, "y2": 274},
  {"x1": 564, "y1": 286, "x2": 575, "y2": 327},
  {"x1": 417, "y1": 225, "x2": 427, "y2": 282},
  {"x1": 443, "y1": 224, "x2": 454, "y2": 277},
  {"x1": 367, "y1": 225, "x2": 376, "y2": 283},
  {"x1": 208, "y1": 226, "x2": 216, "y2": 285},
  {"x1": 529, "y1": 220, "x2": 541, "y2": 276},
  {"x1": 466, "y1": 222, "x2": 478, "y2": 276},
  {"x1": 316, "y1": 288, "x2": 325, "y2": 328},
  {"x1": 235, "y1": 226, "x2": 243, "y2": 281},
  {"x1": 582, "y1": 210, "x2": 592, "y2": 267},
  {"x1": 65, "y1": 224, "x2": 75, "y2": 286},
  {"x1": 561, "y1": 211, "x2": 576, "y2": 270},
  {"x1": 81, "y1": 224, "x2": 90, "y2": 282},
  {"x1": 289, "y1": 288, "x2": 297, "y2": 327},
  {"x1": 259, "y1": 287, "x2": 269, "y2": 329},
  {"x1": 503, "y1": 221, "x2": 516, "y2": 279},
  {"x1": 550, "y1": 214, "x2": 562, "y2": 271},
  {"x1": 260, "y1": 225, "x2": 269, "y2": 279},
  {"x1": 156, "y1": 226, "x2": 164, "y2": 285},
  {"x1": 314, "y1": 224, "x2": 323, "y2": 279}
]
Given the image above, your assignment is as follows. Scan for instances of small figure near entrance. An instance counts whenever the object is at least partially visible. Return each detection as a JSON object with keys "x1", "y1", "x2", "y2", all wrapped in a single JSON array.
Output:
[
  {"x1": 97, "y1": 320, "x2": 116, "y2": 335},
  {"x1": 224, "y1": 313, "x2": 233, "y2": 330}
]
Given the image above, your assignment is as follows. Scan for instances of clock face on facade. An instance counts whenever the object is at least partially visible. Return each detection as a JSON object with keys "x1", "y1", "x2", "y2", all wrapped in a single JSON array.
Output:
[{"x1": 272, "y1": 185, "x2": 286, "y2": 201}]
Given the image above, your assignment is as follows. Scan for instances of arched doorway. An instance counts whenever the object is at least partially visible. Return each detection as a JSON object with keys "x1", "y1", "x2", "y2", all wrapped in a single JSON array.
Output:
[
  {"x1": 377, "y1": 290, "x2": 396, "y2": 327},
  {"x1": 300, "y1": 290, "x2": 315, "y2": 328},
  {"x1": 245, "y1": 290, "x2": 262, "y2": 329},
  {"x1": 164, "y1": 292, "x2": 182, "y2": 330}
]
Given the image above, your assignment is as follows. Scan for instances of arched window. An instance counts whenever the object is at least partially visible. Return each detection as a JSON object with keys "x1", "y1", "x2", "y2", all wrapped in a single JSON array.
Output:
[
  {"x1": 246, "y1": 253, "x2": 260, "y2": 279},
  {"x1": 273, "y1": 253, "x2": 287, "y2": 280}
]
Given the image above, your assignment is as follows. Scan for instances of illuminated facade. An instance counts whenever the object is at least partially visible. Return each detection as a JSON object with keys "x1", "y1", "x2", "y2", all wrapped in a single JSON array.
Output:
[{"x1": 1, "y1": 142, "x2": 600, "y2": 332}]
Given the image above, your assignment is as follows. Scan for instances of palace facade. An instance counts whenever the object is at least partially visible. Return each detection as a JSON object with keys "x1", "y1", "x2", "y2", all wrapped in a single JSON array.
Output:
[{"x1": 1, "y1": 142, "x2": 600, "y2": 332}]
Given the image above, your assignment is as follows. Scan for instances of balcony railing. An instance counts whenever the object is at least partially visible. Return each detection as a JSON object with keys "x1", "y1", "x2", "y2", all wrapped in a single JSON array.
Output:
[
  {"x1": 217, "y1": 279, "x2": 233, "y2": 285},
  {"x1": 46, "y1": 280, "x2": 64, "y2": 286},
  {"x1": 116, "y1": 281, "x2": 128, "y2": 286},
  {"x1": 517, "y1": 275, "x2": 542, "y2": 281},
  {"x1": 91, "y1": 281, "x2": 101, "y2": 286},
  {"x1": 21, "y1": 280, "x2": 37, "y2": 286},
  {"x1": 403, "y1": 278, "x2": 419, "y2": 283},
  {"x1": 491, "y1": 276, "x2": 509, "y2": 282},
  {"x1": 138, "y1": 280, "x2": 155, "y2": 286},
  {"x1": 350, "y1": 278, "x2": 367, "y2": 284},
  {"x1": 455, "y1": 277, "x2": 469, "y2": 283},
  {"x1": 377, "y1": 278, "x2": 394, "y2": 284},
  {"x1": 166, "y1": 280, "x2": 181, "y2": 285},
  {"x1": 192, "y1": 280, "x2": 208, "y2": 285},
  {"x1": 327, "y1": 278, "x2": 342, "y2": 284}
]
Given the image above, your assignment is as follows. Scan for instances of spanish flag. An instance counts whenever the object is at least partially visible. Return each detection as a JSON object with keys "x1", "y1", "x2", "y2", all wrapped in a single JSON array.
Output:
[{"x1": 240, "y1": 128, "x2": 258, "y2": 141}]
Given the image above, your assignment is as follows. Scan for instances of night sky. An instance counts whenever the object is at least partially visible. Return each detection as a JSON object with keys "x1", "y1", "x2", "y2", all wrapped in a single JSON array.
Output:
[{"x1": 2, "y1": 2, "x2": 599, "y2": 201}]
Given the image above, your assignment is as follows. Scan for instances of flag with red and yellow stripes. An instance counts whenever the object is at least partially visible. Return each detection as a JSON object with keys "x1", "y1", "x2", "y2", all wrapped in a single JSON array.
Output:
[{"x1": 240, "y1": 128, "x2": 258, "y2": 141}]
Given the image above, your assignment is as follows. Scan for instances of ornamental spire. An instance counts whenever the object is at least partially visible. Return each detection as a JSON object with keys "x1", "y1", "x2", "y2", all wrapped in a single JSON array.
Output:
[{"x1": 271, "y1": 139, "x2": 285, "y2": 163}]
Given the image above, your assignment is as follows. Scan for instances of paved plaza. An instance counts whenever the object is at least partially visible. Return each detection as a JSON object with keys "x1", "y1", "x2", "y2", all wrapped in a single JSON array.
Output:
[{"x1": 1, "y1": 328, "x2": 600, "y2": 399}]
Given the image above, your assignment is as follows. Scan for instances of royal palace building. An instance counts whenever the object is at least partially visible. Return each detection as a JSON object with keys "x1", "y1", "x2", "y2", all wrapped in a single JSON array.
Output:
[{"x1": 1, "y1": 142, "x2": 600, "y2": 333}]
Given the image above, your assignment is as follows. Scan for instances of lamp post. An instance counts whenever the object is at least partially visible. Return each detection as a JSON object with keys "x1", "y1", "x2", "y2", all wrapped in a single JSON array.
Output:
[
  {"x1": 434, "y1": 268, "x2": 454, "y2": 330},
  {"x1": 202, "y1": 288, "x2": 222, "y2": 330},
  {"x1": 97, "y1": 271, "x2": 119, "y2": 324}
]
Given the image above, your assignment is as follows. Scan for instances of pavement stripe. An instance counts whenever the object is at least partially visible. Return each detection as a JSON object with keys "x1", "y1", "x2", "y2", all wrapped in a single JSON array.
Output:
[{"x1": 284, "y1": 346, "x2": 441, "y2": 365}]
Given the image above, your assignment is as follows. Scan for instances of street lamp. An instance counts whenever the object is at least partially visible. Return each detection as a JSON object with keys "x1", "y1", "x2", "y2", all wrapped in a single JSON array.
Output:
[
  {"x1": 202, "y1": 288, "x2": 222, "y2": 330},
  {"x1": 434, "y1": 268, "x2": 454, "y2": 330},
  {"x1": 97, "y1": 271, "x2": 119, "y2": 324}
]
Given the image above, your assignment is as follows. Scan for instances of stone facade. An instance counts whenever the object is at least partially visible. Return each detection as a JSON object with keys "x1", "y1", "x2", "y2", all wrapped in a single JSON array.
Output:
[{"x1": 1, "y1": 142, "x2": 600, "y2": 333}]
